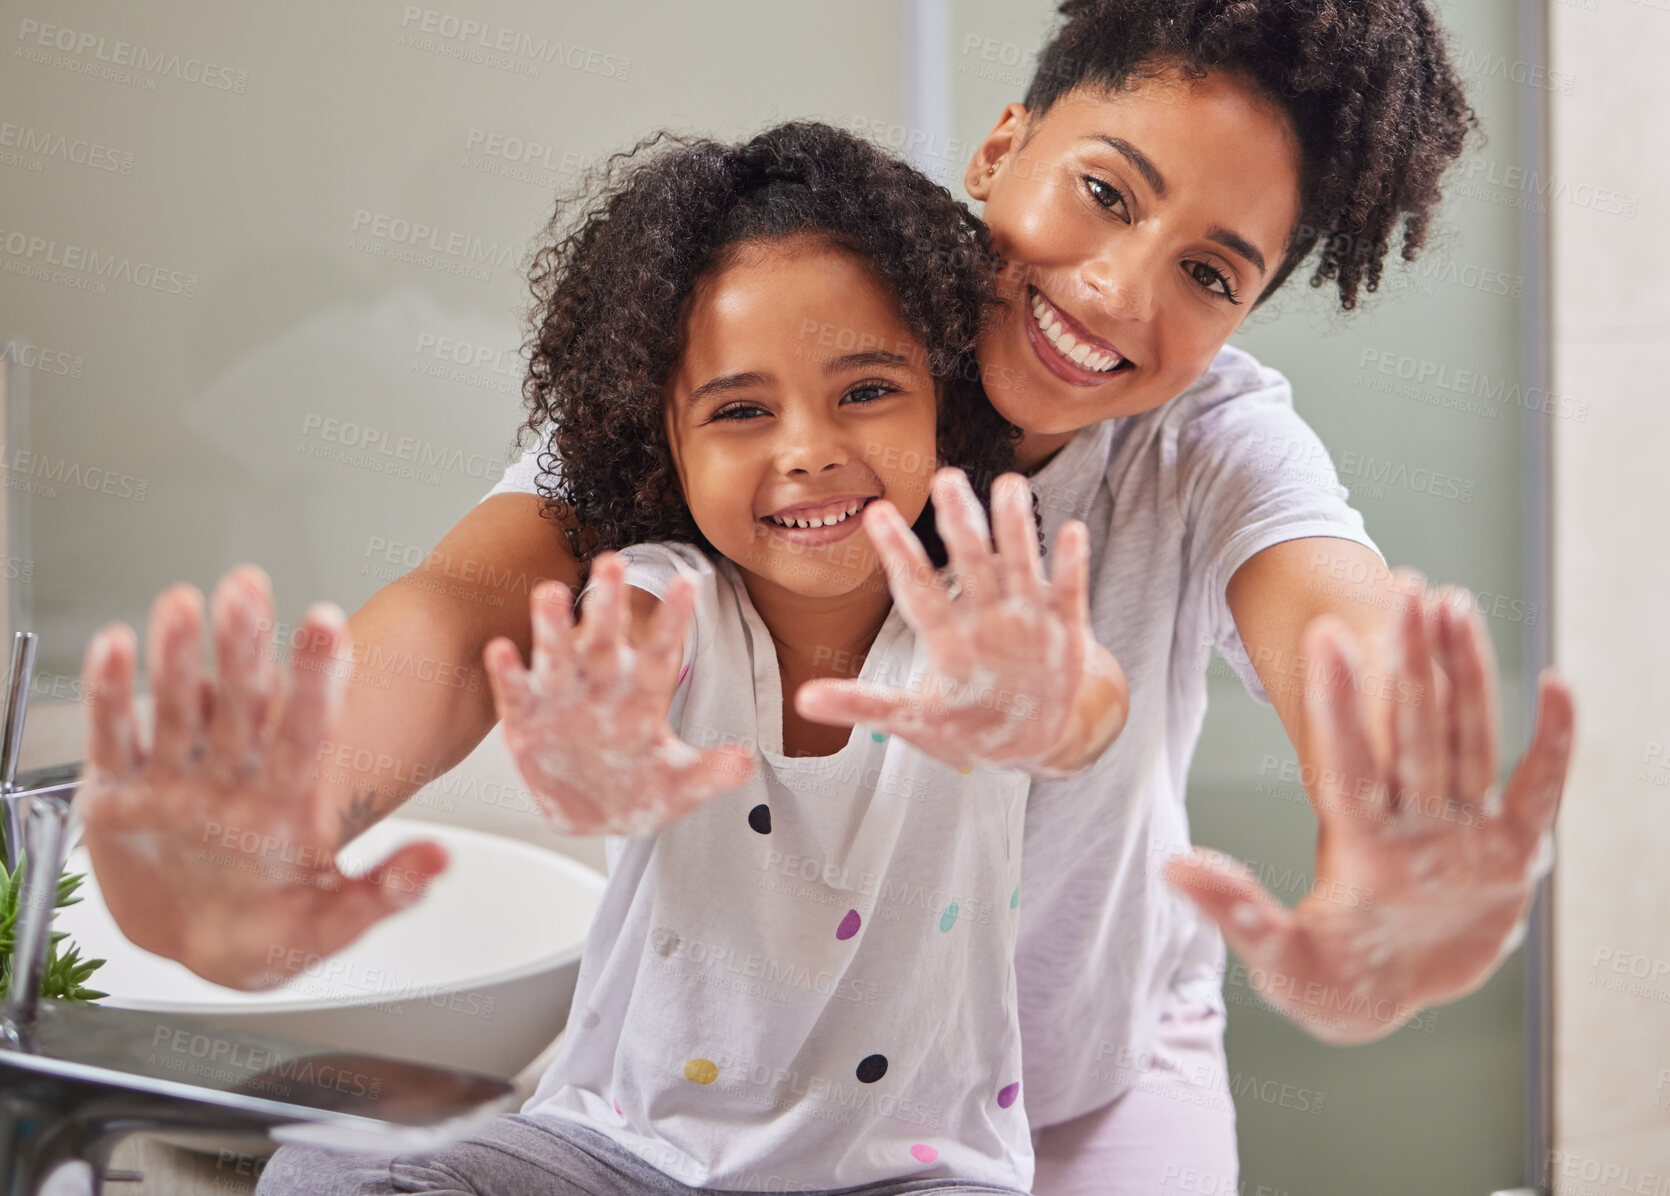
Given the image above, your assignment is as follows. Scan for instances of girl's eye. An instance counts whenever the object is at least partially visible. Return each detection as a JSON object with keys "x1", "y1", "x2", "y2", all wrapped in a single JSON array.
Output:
[
  {"x1": 842, "y1": 382, "x2": 898, "y2": 405},
  {"x1": 1082, "y1": 176, "x2": 1130, "y2": 220},
  {"x1": 709, "y1": 403, "x2": 765, "y2": 422},
  {"x1": 1186, "y1": 260, "x2": 1242, "y2": 305}
]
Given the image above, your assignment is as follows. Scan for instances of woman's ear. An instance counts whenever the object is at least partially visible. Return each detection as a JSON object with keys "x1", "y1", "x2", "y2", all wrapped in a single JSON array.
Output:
[{"x1": 964, "y1": 102, "x2": 1029, "y2": 200}]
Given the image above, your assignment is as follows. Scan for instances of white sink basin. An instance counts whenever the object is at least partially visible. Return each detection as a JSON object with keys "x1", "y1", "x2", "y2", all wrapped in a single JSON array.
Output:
[{"x1": 53, "y1": 819, "x2": 605, "y2": 1083}]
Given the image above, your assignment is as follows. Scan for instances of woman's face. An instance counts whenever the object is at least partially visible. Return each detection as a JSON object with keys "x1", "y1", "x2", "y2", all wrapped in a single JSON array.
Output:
[
  {"x1": 965, "y1": 68, "x2": 1304, "y2": 463},
  {"x1": 663, "y1": 237, "x2": 940, "y2": 599}
]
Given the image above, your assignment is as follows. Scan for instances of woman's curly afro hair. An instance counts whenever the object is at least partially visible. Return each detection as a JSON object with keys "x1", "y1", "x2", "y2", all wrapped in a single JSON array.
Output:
[
  {"x1": 519, "y1": 120, "x2": 1022, "y2": 568},
  {"x1": 1024, "y1": 0, "x2": 1478, "y2": 310}
]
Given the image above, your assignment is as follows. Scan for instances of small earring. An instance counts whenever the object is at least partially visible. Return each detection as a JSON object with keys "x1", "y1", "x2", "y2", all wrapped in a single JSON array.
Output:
[{"x1": 986, "y1": 164, "x2": 997, "y2": 176}]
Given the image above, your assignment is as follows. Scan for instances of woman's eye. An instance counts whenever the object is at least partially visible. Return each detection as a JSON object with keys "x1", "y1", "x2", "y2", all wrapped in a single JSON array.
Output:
[
  {"x1": 1082, "y1": 176, "x2": 1129, "y2": 218},
  {"x1": 1187, "y1": 261, "x2": 1241, "y2": 304},
  {"x1": 843, "y1": 383, "x2": 897, "y2": 405}
]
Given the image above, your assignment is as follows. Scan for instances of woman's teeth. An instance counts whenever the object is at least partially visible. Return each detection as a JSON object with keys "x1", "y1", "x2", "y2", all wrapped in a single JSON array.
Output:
[
  {"x1": 766, "y1": 499, "x2": 866, "y2": 529},
  {"x1": 1031, "y1": 293, "x2": 1124, "y2": 373}
]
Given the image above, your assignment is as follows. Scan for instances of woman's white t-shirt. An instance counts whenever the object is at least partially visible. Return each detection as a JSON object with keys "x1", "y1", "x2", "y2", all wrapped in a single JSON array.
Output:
[
  {"x1": 518, "y1": 543, "x2": 1034, "y2": 1192},
  {"x1": 482, "y1": 343, "x2": 1379, "y2": 1129}
]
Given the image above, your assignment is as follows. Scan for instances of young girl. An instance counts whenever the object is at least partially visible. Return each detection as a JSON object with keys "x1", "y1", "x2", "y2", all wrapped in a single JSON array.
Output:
[
  {"x1": 255, "y1": 122, "x2": 1126, "y2": 1194},
  {"x1": 79, "y1": 2, "x2": 1573, "y2": 1192}
]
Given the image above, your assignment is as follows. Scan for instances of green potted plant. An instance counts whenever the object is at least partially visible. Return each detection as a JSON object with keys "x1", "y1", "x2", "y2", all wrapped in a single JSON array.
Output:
[{"x1": 0, "y1": 852, "x2": 107, "y2": 1001}]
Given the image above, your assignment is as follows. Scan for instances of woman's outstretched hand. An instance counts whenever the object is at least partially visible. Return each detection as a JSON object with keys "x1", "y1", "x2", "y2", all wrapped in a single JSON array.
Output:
[
  {"x1": 795, "y1": 468, "x2": 1122, "y2": 777},
  {"x1": 78, "y1": 565, "x2": 449, "y2": 991},
  {"x1": 1166, "y1": 581, "x2": 1576, "y2": 1043},
  {"x1": 483, "y1": 552, "x2": 755, "y2": 836}
]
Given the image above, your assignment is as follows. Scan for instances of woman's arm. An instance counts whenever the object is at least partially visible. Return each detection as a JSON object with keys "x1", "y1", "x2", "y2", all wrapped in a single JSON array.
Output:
[
  {"x1": 316, "y1": 492, "x2": 583, "y2": 841},
  {"x1": 1166, "y1": 535, "x2": 1575, "y2": 1043}
]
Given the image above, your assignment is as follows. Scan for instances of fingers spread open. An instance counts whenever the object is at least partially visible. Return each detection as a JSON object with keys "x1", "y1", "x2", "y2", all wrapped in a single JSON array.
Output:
[
  {"x1": 1387, "y1": 575, "x2": 1445, "y2": 813},
  {"x1": 207, "y1": 568, "x2": 277, "y2": 779},
  {"x1": 578, "y1": 555, "x2": 628, "y2": 695},
  {"x1": 1437, "y1": 590, "x2": 1500, "y2": 802},
  {"x1": 1048, "y1": 519, "x2": 1093, "y2": 642},
  {"x1": 1498, "y1": 670, "x2": 1575, "y2": 854},
  {"x1": 483, "y1": 636, "x2": 539, "y2": 722},
  {"x1": 270, "y1": 602, "x2": 351, "y2": 799},
  {"x1": 795, "y1": 678, "x2": 919, "y2": 732},
  {"x1": 866, "y1": 500, "x2": 952, "y2": 642},
  {"x1": 991, "y1": 474, "x2": 1043, "y2": 607},
  {"x1": 311, "y1": 839, "x2": 450, "y2": 960},
  {"x1": 932, "y1": 468, "x2": 1000, "y2": 605},
  {"x1": 670, "y1": 745, "x2": 757, "y2": 813},
  {"x1": 84, "y1": 623, "x2": 142, "y2": 777},
  {"x1": 529, "y1": 580, "x2": 579, "y2": 694},
  {"x1": 1300, "y1": 618, "x2": 1385, "y2": 830},
  {"x1": 633, "y1": 578, "x2": 695, "y2": 699},
  {"x1": 1165, "y1": 848, "x2": 1298, "y2": 978},
  {"x1": 148, "y1": 584, "x2": 208, "y2": 773}
]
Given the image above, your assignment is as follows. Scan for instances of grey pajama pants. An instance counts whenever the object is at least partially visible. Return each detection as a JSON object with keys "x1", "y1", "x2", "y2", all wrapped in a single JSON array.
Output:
[{"x1": 253, "y1": 1112, "x2": 1029, "y2": 1196}]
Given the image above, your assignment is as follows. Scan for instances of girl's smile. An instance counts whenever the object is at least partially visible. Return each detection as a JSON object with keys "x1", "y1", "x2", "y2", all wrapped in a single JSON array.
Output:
[{"x1": 663, "y1": 236, "x2": 940, "y2": 606}]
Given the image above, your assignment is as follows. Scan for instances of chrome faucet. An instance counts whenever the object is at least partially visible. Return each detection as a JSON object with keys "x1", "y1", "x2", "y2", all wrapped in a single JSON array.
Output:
[{"x1": 0, "y1": 631, "x2": 81, "y2": 881}]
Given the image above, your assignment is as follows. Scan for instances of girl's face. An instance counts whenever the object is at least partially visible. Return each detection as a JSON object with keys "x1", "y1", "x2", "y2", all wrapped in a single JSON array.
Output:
[
  {"x1": 663, "y1": 238, "x2": 940, "y2": 599},
  {"x1": 965, "y1": 68, "x2": 1304, "y2": 464}
]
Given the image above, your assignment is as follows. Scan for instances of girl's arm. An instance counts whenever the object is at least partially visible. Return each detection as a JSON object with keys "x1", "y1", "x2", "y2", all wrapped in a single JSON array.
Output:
[{"x1": 1166, "y1": 535, "x2": 1574, "y2": 1043}]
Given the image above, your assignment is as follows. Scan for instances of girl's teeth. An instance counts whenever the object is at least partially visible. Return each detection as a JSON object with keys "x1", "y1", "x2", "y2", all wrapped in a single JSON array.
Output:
[{"x1": 771, "y1": 501, "x2": 863, "y2": 529}]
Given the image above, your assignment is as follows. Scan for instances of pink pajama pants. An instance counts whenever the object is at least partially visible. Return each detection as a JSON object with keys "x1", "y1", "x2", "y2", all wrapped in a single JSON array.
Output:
[{"x1": 1031, "y1": 1000, "x2": 1240, "y2": 1196}]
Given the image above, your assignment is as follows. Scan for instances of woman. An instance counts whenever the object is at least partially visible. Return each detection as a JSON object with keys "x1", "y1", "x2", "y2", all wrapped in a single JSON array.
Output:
[{"x1": 78, "y1": 2, "x2": 1573, "y2": 1191}]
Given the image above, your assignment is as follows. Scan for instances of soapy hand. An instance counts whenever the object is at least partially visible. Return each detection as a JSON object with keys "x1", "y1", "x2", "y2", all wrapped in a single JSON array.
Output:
[
  {"x1": 484, "y1": 552, "x2": 755, "y2": 836},
  {"x1": 78, "y1": 565, "x2": 449, "y2": 991},
  {"x1": 1166, "y1": 581, "x2": 1575, "y2": 1043},
  {"x1": 796, "y1": 468, "x2": 1111, "y2": 778}
]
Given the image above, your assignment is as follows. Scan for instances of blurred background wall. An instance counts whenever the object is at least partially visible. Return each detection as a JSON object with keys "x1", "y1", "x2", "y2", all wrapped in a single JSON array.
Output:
[{"x1": 1, "y1": 2, "x2": 1643, "y2": 1193}]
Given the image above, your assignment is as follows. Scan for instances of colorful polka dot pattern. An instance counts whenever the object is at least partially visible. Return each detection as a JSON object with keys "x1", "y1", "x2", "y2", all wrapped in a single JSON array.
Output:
[{"x1": 658, "y1": 691, "x2": 1026, "y2": 1179}]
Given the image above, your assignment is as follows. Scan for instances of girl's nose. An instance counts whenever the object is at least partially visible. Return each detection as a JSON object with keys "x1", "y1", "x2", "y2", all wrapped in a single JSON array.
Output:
[{"x1": 775, "y1": 415, "x2": 852, "y2": 476}]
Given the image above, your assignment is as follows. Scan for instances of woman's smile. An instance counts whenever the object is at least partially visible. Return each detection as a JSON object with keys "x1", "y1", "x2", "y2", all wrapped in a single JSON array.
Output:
[{"x1": 1023, "y1": 285, "x2": 1137, "y2": 387}]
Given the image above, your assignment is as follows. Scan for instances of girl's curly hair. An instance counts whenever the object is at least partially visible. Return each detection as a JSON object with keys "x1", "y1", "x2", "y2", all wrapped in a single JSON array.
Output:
[
  {"x1": 518, "y1": 121, "x2": 1022, "y2": 570},
  {"x1": 1024, "y1": 0, "x2": 1478, "y2": 310}
]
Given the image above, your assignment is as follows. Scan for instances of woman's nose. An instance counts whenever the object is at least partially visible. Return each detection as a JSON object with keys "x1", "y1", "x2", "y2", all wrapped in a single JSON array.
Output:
[{"x1": 1082, "y1": 239, "x2": 1156, "y2": 324}]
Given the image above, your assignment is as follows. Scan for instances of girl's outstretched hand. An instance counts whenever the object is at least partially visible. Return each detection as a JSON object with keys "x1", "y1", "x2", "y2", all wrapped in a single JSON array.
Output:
[
  {"x1": 796, "y1": 468, "x2": 1114, "y2": 777},
  {"x1": 78, "y1": 565, "x2": 449, "y2": 991},
  {"x1": 484, "y1": 552, "x2": 755, "y2": 836},
  {"x1": 1166, "y1": 582, "x2": 1576, "y2": 1043}
]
